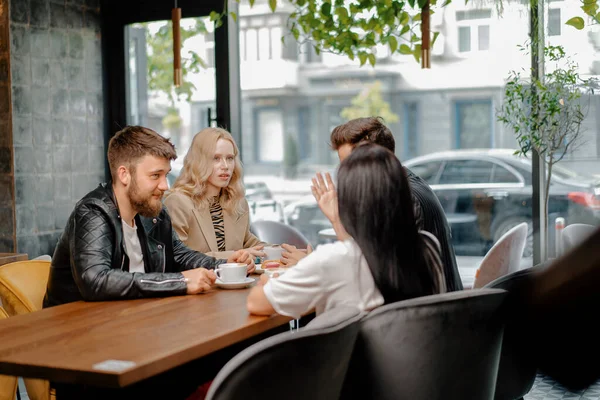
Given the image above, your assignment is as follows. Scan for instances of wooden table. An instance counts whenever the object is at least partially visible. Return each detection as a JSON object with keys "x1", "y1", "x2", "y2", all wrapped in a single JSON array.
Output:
[
  {"x1": 0, "y1": 277, "x2": 291, "y2": 398},
  {"x1": 0, "y1": 253, "x2": 27, "y2": 266}
]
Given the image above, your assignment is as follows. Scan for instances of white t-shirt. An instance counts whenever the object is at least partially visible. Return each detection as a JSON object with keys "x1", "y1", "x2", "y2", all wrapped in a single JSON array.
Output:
[
  {"x1": 263, "y1": 238, "x2": 384, "y2": 319},
  {"x1": 122, "y1": 219, "x2": 145, "y2": 273}
]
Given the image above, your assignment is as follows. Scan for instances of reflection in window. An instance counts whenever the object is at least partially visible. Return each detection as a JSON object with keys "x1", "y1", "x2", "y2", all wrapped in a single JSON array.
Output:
[
  {"x1": 455, "y1": 100, "x2": 492, "y2": 149},
  {"x1": 258, "y1": 27, "x2": 270, "y2": 60},
  {"x1": 257, "y1": 109, "x2": 284, "y2": 162},
  {"x1": 548, "y1": 8, "x2": 561, "y2": 36},
  {"x1": 458, "y1": 26, "x2": 471, "y2": 52},
  {"x1": 439, "y1": 160, "x2": 494, "y2": 184},
  {"x1": 410, "y1": 162, "x2": 442, "y2": 184},
  {"x1": 478, "y1": 25, "x2": 490, "y2": 50},
  {"x1": 246, "y1": 29, "x2": 258, "y2": 61},
  {"x1": 492, "y1": 165, "x2": 520, "y2": 183}
]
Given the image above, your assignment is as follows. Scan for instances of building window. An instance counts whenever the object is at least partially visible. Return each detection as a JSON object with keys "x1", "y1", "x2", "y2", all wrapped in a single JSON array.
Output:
[
  {"x1": 454, "y1": 100, "x2": 493, "y2": 149},
  {"x1": 239, "y1": 30, "x2": 246, "y2": 61},
  {"x1": 256, "y1": 109, "x2": 284, "y2": 162},
  {"x1": 403, "y1": 102, "x2": 419, "y2": 159},
  {"x1": 246, "y1": 29, "x2": 258, "y2": 61},
  {"x1": 258, "y1": 27, "x2": 270, "y2": 60},
  {"x1": 270, "y1": 27, "x2": 282, "y2": 60},
  {"x1": 297, "y1": 107, "x2": 311, "y2": 160},
  {"x1": 456, "y1": 9, "x2": 491, "y2": 53},
  {"x1": 548, "y1": 8, "x2": 561, "y2": 36}
]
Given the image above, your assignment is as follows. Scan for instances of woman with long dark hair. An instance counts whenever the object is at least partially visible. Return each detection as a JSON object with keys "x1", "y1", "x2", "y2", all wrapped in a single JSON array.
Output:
[{"x1": 247, "y1": 143, "x2": 445, "y2": 318}]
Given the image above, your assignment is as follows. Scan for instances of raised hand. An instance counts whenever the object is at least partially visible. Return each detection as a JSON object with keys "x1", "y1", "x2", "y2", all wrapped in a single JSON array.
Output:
[{"x1": 311, "y1": 172, "x2": 339, "y2": 224}]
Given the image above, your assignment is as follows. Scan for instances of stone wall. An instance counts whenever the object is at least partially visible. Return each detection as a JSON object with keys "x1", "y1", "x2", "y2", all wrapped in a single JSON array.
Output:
[{"x1": 9, "y1": 0, "x2": 105, "y2": 257}]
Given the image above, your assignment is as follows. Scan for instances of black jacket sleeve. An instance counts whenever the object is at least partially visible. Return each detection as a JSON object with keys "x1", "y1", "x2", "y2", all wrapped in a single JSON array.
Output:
[{"x1": 70, "y1": 203, "x2": 188, "y2": 301}]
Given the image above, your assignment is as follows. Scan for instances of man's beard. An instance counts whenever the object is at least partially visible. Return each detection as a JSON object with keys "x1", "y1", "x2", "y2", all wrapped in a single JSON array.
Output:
[{"x1": 128, "y1": 176, "x2": 163, "y2": 218}]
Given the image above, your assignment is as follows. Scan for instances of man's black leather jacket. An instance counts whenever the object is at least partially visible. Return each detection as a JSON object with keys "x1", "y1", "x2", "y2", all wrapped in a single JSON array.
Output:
[{"x1": 43, "y1": 183, "x2": 225, "y2": 307}]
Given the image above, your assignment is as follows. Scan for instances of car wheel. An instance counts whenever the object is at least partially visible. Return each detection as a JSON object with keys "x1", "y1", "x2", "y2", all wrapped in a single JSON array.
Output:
[{"x1": 492, "y1": 217, "x2": 533, "y2": 258}]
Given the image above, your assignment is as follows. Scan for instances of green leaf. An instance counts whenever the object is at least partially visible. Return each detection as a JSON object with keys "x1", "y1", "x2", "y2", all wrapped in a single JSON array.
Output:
[
  {"x1": 412, "y1": 44, "x2": 422, "y2": 63},
  {"x1": 321, "y1": 2, "x2": 332, "y2": 16},
  {"x1": 400, "y1": 24, "x2": 410, "y2": 35},
  {"x1": 249, "y1": 0, "x2": 255, "y2": 6},
  {"x1": 358, "y1": 53, "x2": 368, "y2": 66},
  {"x1": 368, "y1": 53, "x2": 376, "y2": 66},
  {"x1": 388, "y1": 36, "x2": 398, "y2": 53},
  {"x1": 229, "y1": 11, "x2": 237, "y2": 23},
  {"x1": 399, "y1": 44, "x2": 412, "y2": 54},
  {"x1": 209, "y1": 11, "x2": 221, "y2": 22},
  {"x1": 431, "y1": 31, "x2": 440, "y2": 47},
  {"x1": 269, "y1": 0, "x2": 277, "y2": 12},
  {"x1": 565, "y1": 16, "x2": 585, "y2": 29}
]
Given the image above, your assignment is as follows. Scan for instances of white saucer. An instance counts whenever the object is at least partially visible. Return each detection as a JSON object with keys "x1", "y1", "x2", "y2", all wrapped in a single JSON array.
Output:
[
  {"x1": 254, "y1": 264, "x2": 264, "y2": 274},
  {"x1": 215, "y1": 277, "x2": 255, "y2": 290}
]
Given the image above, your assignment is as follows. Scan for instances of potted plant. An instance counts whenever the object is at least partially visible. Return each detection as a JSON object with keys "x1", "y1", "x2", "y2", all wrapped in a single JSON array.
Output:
[{"x1": 497, "y1": 44, "x2": 597, "y2": 254}]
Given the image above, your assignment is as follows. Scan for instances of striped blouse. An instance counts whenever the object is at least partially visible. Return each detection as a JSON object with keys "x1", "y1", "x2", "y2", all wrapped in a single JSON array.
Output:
[{"x1": 209, "y1": 198, "x2": 226, "y2": 252}]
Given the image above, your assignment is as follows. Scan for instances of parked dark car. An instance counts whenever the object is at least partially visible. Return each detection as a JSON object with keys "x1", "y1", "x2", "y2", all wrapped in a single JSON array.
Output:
[{"x1": 285, "y1": 149, "x2": 600, "y2": 256}]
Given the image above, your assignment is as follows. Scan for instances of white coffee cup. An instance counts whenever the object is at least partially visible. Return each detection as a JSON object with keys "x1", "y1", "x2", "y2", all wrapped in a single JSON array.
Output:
[
  {"x1": 263, "y1": 245, "x2": 283, "y2": 261},
  {"x1": 215, "y1": 263, "x2": 247, "y2": 283}
]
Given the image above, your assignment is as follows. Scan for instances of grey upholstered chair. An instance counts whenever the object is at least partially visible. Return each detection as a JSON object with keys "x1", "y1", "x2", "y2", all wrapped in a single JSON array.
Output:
[
  {"x1": 341, "y1": 289, "x2": 508, "y2": 400},
  {"x1": 562, "y1": 223, "x2": 595, "y2": 254},
  {"x1": 205, "y1": 309, "x2": 362, "y2": 400},
  {"x1": 485, "y1": 264, "x2": 548, "y2": 400},
  {"x1": 250, "y1": 220, "x2": 310, "y2": 248}
]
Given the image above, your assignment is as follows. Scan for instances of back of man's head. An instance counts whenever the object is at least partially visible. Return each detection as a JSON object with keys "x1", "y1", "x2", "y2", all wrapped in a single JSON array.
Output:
[
  {"x1": 330, "y1": 117, "x2": 395, "y2": 153},
  {"x1": 107, "y1": 126, "x2": 177, "y2": 180}
]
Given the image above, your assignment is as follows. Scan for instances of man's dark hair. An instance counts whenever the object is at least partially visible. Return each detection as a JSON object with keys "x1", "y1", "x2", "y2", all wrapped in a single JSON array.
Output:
[{"x1": 330, "y1": 117, "x2": 395, "y2": 153}]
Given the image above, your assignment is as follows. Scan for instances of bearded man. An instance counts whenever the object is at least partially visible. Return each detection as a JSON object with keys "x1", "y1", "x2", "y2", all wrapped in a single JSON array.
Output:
[{"x1": 43, "y1": 126, "x2": 253, "y2": 307}]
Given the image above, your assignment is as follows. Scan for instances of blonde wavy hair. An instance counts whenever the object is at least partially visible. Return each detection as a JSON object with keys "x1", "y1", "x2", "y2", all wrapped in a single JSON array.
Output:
[{"x1": 171, "y1": 127, "x2": 245, "y2": 216}]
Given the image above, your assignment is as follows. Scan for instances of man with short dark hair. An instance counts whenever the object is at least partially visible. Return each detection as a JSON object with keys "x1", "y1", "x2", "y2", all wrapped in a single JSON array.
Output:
[
  {"x1": 283, "y1": 117, "x2": 463, "y2": 292},
  {"x1": 44, "y1": 126, "x2": 253, "y2": 307}
]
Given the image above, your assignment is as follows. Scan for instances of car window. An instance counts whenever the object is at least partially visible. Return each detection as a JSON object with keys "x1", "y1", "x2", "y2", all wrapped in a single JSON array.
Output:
[
  {"x1": 492, "y1": 164, "x2": 520, "y2": 183},
  {"x1": 408, "y1": 161, "x2": 443, "y2": 184},
  {"x1": 439, "y1": 160, "x2": 493, "y2": 184}
]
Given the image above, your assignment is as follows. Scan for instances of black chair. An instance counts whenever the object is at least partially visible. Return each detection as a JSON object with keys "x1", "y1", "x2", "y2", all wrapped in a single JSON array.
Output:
[
  {"x1": 485, "y1": 264, "x2": 548, "y2": 400},
  {"x1": 250, "y1": 220, "x2": 310, "y2": 248},
  {"x1": 206, "y1": 309, "x2": 362, "y2": 400},
  {"x1": 341, "y1": 289, "x2": 508, "y2": 400}
]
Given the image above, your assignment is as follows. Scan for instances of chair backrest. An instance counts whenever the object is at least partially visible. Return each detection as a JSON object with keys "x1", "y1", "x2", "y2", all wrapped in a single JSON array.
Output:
[
  {"x1": 562, "y1": 223, "x2": 596, "y2": 254},
  {"x1": 0, "y1": 261, "x2": 53, "y2": 400},
  {"x1": 0, "y1": 307, "x2": 18, "y2": 400},
  {"x1": 206, "y1": 311, "x2": 362, "y2": 400},
  {"x1": 0, "y1": 260, "x2": 51, "y2": 316},
  {"x1": 473, "y1": 222, "x2": 528, "y2": 289},
  {"x1": 485, "y1": 264, "x2": 549, "y2": 400},
  {"x1": 341, "y1": 289, "x2": 507, "y2": 400},
  {"x1": 250, "y1": 220, "x2": 311, "y2": 248}
]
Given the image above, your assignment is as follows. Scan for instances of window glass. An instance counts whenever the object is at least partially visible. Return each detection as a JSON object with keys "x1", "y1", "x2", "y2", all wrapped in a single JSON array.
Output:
[
  {"x1": 439, "y1": 160, "x2": 493, "y2": 184},
  {"x1": 492, "y1": 165, "x2": 520, "y2": 183},
  {"x1": 408, "y1": 162, "x2": 443, "y2": 184}
]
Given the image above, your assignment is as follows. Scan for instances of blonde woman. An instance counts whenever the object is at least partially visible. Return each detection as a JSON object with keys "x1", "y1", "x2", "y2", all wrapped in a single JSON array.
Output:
[{"x1": 164, "y1": 127, "x2": 266, "y2": 260}]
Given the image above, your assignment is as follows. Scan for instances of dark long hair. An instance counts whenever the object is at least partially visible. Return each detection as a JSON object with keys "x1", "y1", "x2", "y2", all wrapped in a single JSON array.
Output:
[{"x1": 337, "y1": 143, "x2": 438, "y2": 304}]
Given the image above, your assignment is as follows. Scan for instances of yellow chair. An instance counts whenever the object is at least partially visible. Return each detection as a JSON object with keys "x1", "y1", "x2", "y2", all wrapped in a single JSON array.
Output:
[
  {"x1": 0, "y1": 260, "x2": 53, "y2": 400},
  {"x1": 0, "y1": 307, "x2": 18, "y2": 400}
]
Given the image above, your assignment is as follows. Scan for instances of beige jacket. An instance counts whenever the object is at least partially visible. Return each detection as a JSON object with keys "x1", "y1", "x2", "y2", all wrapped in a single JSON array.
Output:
[{"x1": 164, "y1": 191, "x2": 264, "y2": 258}]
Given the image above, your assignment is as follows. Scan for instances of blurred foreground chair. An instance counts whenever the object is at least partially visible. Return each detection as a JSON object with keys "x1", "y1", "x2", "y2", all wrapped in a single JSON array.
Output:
[
  {"x1": 0, "y1": 307, "x2": 18, "y2": 400},
  {"x1": 562, "y1": 223, "x2": 595, "y2": 254},
  {"x1": 341, "y1": 289, "x2": 508, "y2": 400},
  {"x1": 250, "y1": 220, "x2": 310, "y2": 248},
  {"x1": 485, "y1": 265, "x2": 549, "y2": 400},
  {"x1": 473, "y1": 222, "x2": 528, "y2": 289},
  {"x1": 0, "y1": 260, "x2": 53, "y2": 400},
  {"x1": 206, "y1": 309, "x2": 362, "y2": 400}
]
